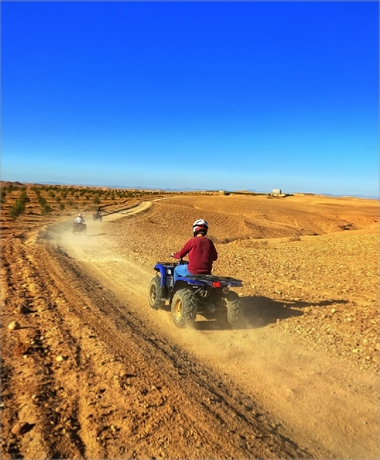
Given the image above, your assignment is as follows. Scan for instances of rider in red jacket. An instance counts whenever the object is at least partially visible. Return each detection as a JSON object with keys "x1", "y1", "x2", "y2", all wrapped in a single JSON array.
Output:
[{"x1": 172, "y1": 219, "x2": 218, "y2": 282}]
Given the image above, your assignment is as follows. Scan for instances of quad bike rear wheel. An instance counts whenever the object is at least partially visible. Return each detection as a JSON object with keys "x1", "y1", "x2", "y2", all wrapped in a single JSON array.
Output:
[
  {"x1": 226, "y1": 291, "x2": 241, "y2": 326},
  {"x1": 171, "y1": 288, "x2": 197, "y2": 328},
  {"x1": 148, "y1": 276, "x2": 165, "y2": 310}
]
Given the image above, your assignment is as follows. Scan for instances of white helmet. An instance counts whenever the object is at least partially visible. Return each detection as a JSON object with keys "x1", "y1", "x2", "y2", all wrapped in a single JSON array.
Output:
[{"x1": 193, "y1": 219, "x2": 208, "y2": 236}]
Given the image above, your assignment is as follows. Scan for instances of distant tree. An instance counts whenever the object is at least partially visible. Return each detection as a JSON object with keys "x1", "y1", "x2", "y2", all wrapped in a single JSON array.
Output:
[
  {"x1": 38, "y1": 195, "x2": 47, "y2": 206},
  {"x1": 10, "y1": 190, "x2": 29, "y2": 219},
  {"x1": 10, "y1": 202, "x2": 24, "y2": 219},
  {"x1": 93, "y1": 195, "x2": 100, "y2": 205},
  {"x1": 59, "y1": 202, "x2": 65, "y2": 211},
  {"x1": 41, "y1": 203, "x2": 52, "y2": 215}
]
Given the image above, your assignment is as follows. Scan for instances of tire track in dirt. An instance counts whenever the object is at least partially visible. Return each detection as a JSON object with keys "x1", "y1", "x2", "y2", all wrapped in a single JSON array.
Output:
[
  {"x1": 1, "y1": 238, "x2": 83, "y2": 459},
  {"x1": 1, "y1": 229, "x2": 310, "y2": 458},
  {"x1": 44, "y1": 237, "x2": 311, "y2": 458}
]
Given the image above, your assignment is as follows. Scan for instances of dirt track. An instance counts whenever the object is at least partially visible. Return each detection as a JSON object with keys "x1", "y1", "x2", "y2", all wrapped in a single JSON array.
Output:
[{"x1": 1, "y1": 194, "x2": 379, "y2": 459}]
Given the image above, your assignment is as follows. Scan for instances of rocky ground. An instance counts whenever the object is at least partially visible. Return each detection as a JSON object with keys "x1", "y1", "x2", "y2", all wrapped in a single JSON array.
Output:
[{"x1": 1, "y1": 191, "x2": 379, "y2": 459}]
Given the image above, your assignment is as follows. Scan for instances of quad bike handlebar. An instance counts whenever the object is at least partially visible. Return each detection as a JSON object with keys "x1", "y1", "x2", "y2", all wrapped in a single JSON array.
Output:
[{"x1": 170, "y1": 255, "x2": 188, "y2": 265}]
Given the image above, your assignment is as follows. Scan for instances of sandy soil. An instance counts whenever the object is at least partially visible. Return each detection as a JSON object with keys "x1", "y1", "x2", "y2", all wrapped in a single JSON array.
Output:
[{"x1": 1, "y1": 192, "x2": 379, "y2": 459}]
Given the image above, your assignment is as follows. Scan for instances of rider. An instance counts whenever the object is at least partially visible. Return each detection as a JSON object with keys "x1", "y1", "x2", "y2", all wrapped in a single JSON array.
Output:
[
  {"x1": 172, "y1": 219, "x2": 218, "y2": 283},
  {"x1": 74, "y1": 213, "x2": 85, "y2": 224}
]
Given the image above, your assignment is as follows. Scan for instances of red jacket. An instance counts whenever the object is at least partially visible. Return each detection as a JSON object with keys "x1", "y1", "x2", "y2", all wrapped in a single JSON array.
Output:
[{"x1": 173, "y1": 236, "x2": 218, "y2": 274}]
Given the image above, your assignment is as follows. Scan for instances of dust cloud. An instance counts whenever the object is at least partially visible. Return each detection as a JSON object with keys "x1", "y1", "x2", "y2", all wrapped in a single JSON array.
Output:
[{"x1": 171, "y1": 316, "x2": 378, "y2": 458}]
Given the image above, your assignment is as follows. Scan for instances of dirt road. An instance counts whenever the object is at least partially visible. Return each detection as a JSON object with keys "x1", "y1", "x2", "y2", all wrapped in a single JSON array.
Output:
[{"x1": 1, "y1": 196, "x2": 378, "y2": 459}]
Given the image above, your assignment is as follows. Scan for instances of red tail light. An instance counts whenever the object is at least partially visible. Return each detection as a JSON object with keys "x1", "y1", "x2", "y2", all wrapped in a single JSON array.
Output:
[{"x1": 212, "y1": 281, "x2": 221, "y2": 288}]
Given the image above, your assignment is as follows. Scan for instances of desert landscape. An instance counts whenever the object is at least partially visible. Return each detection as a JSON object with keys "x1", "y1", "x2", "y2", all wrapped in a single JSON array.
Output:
[{"x1": 1, "y1": 182, "x2": 378, "y2": 459}]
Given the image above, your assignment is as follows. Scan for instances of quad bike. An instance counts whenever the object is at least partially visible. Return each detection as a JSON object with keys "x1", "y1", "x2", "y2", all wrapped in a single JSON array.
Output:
[
  {"x1": 93, "y1": 213, "x2": 102, "y2": 221},
  {"x1": 72, "y1": 222, "x2": 86, "y2": 233},
  {"x1": 148, "y1": 260, "x2": 243, "y2": 328}
]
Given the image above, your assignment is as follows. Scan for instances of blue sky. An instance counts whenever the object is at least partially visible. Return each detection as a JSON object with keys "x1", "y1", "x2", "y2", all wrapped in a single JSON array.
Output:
[{"x1": 1, "y1": 1, "x2": 378, "y2": 196}]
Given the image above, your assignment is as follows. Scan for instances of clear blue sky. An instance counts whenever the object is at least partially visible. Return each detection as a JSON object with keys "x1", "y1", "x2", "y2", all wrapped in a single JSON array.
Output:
[{"x1": 2, "y1": 1, "x2": 378, "y2": 196}]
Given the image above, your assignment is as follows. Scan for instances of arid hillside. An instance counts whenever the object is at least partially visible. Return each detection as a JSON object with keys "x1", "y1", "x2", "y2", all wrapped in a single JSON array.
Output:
[{"x1": 1, "y1": 185, "x2": 379, "y2": 459}]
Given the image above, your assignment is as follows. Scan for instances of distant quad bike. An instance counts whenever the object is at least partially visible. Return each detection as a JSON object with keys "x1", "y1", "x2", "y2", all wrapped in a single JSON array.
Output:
[
  {"x1": 93, "y1": 213, "x2": 102, "y2": 221},
  {"x1": 72, "y1": 222, "x2": 86, "y2": 234},
  {"x1": 149, "y1": 260, "x2": 243, "y2": 328}
]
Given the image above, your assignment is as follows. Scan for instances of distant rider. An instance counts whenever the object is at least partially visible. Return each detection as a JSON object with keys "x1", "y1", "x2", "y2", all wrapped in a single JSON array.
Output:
[
  {"x1": 172, "y1": 219, "x2": 218, "y2": 283},
  {"x1": 74, "y1": 213, "x2": 85, "y2": 224}
]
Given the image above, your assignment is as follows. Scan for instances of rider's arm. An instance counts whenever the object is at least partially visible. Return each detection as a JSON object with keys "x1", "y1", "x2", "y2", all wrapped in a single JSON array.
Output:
[
  {"x1": 173, "y1": 240, "x2": 191, "y2": 259},
  {"x1": 213, "y1": 243, "x2": 218, "y2": 261}
]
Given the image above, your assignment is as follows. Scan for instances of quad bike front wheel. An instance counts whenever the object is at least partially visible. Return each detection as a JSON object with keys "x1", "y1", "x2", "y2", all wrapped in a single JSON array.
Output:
[
  {"x1": 171, "y1": 288, "x2": 197, "y2": 328},
  {"x1": 148, "y1": 276, "x2": 165, "y2": 310}
]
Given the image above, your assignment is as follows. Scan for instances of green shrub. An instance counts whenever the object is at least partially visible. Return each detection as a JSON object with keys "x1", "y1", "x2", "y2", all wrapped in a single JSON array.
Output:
[
  {"x1": 41, "y1": 203, "x2": 52, "y2": 215},
  {"x1": 9, "y1": 190, "x2": 29, "y2": 219},
  {"x1": 38, "y1": 195, "x2": 47, "y2": 206},
  {"x1": 0, "y1": 189, "x2": 6, "y2": 204},
  {"x1": 10, "y1": 201, "x2": 24, "y2": 219}
]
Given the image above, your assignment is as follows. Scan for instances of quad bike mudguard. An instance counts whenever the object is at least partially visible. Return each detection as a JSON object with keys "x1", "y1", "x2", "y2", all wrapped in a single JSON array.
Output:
[{"x1": 153, "y1": 262, "x2": 242, "y2": 289}]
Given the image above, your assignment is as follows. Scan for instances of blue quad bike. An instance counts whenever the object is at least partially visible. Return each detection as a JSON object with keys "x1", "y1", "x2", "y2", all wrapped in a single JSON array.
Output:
[{"x1": 148, "y1": 260, "x2": 243, "y2": 328}]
